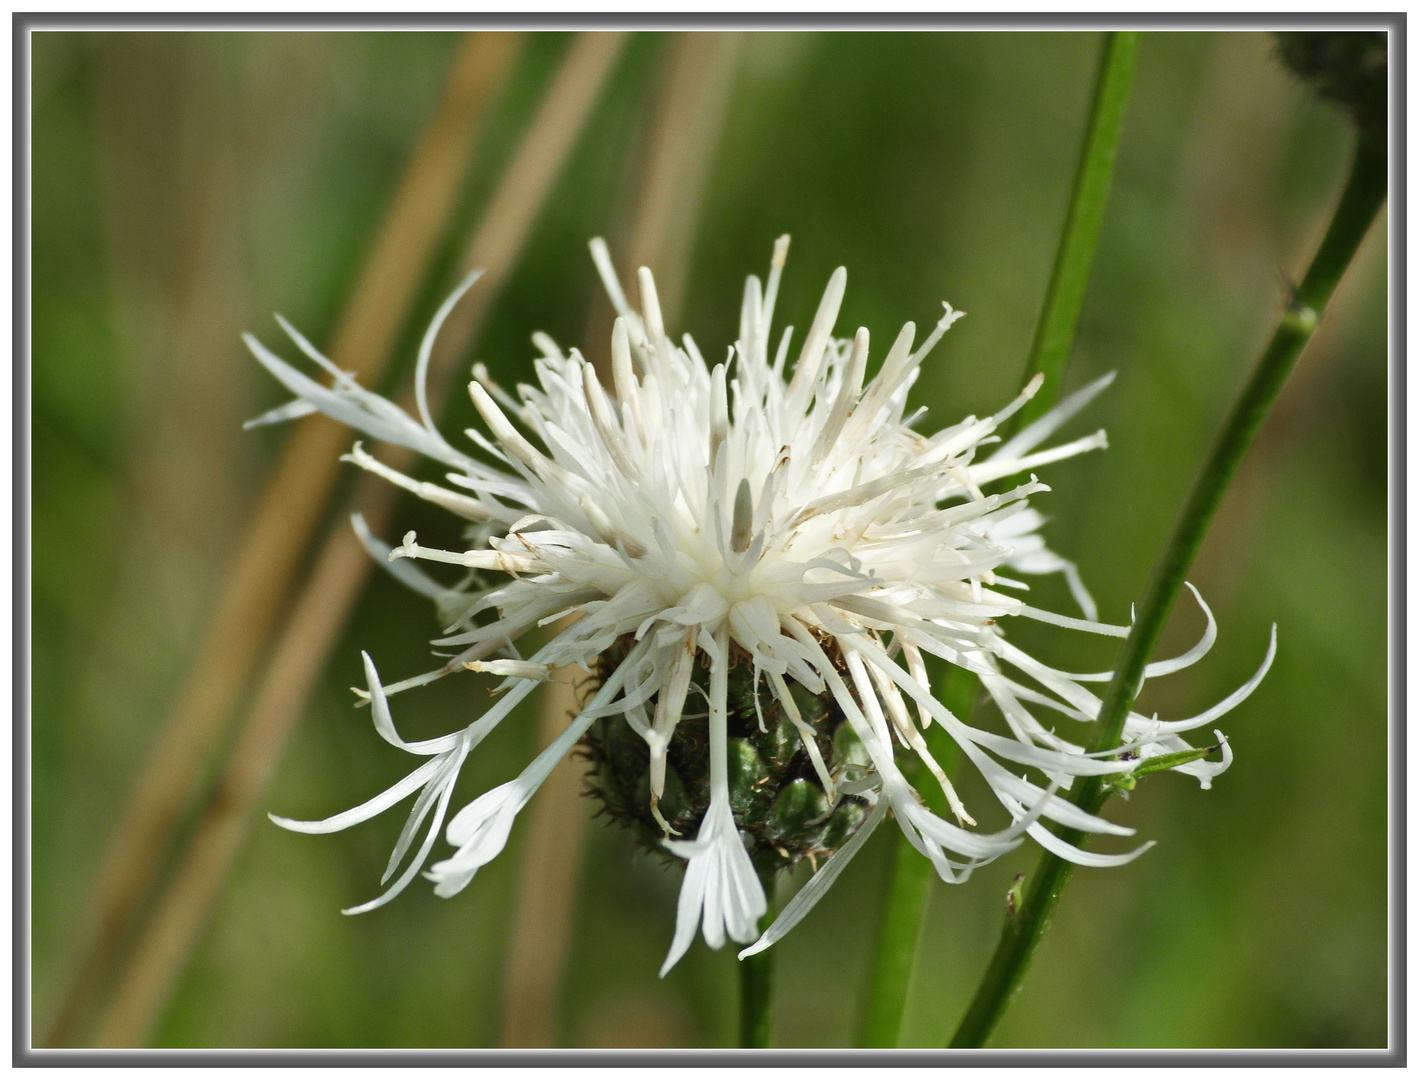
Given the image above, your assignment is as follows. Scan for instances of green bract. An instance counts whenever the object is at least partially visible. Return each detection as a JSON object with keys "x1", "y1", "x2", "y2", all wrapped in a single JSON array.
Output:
[{"x1": 584, "y1": 638, "x2": 871, "y2": 876}]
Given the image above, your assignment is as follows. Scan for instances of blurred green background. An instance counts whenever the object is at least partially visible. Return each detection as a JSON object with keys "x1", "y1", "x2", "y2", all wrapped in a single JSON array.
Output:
[{"x1": 31, "y1": 30, "x2": 1388, "y2": 1049}]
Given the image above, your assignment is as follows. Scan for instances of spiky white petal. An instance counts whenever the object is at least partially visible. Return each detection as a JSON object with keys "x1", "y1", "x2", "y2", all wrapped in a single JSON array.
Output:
[{"x1": 256, "y1": 237, "x2": 1272, "y2": 974}]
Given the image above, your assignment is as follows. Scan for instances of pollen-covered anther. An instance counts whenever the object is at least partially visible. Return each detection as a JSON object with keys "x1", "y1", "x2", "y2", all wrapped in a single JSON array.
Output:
[
  {"x1": 730, "y1": 479, "x2": 754, "y2": 554},
  {"x1": 710, "y1": 363, "x2": 730, "y2": 463},
  {"x1": 463, "y1": 659, "x2": 556, "y2": 681},
  {"x1": 389, "y1": 530, "x2": 544, "y2": 574}
]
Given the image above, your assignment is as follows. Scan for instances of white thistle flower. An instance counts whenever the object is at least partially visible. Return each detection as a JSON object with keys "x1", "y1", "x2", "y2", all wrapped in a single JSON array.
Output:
[{"x1": 252, "y1": 236, "x2": 1274, "y2": 974}]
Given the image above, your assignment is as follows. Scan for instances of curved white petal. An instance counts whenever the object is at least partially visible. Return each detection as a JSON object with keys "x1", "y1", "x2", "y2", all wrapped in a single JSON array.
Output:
[
  {"x1": 738, "y1": 797, "x2": 887, "y2": 960},
  {"x1": 660, "y1": 799, "x2": 767, "y2": 976},
  {"x1": 254, "y1": 240, "x2": 1272, "y2": 962},
  {"x1": 1130, "y1": 625, "x2": 1277, "y2": 736}
]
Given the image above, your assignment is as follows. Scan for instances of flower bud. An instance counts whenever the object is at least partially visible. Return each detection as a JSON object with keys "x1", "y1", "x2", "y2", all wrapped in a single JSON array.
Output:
[
  {"x1": 583, "y1": 636, "x2": 871, "y2": 876},
  {"x1": 1275, "y1": 31, "x2": 1386, "y2": 135}
]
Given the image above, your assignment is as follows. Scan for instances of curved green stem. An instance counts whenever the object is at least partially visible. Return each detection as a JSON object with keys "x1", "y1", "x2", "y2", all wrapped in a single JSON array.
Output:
[
  {"x1": 739, "y1": 868, "x2": 777, "y2": 1048},
  {"x1": 949, "y1": 130, "x2": 1387, "y2": 1050},
  {"x1": 855, "y1": 30, "x2": 1137, "y2": 1049},
  {"x1": 857, "y1": 764, "x2": 936, "y2": 1048}
]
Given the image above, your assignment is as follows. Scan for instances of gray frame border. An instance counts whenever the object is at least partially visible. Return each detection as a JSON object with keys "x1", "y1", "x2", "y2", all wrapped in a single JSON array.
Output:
[{"x1": 13, "y1": 10, "x2": 1405, "y2": 1068}]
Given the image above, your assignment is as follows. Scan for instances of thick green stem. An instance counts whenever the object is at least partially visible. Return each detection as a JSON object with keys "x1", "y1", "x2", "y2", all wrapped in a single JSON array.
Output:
[
  {"x1": 854, "y1": 31, "x2": 1137, "y2": 1049},
  {"x1": 856, "y1": 671, "x2": 970, "y2": 1047},
  {"x1": 949, "y1": 131, "x2": 1387, "y2": 1050},
  {"x1": 1012, "y1": 30, "x2": 1138, "y2": 431},
  {"x1": 739, "y1": 869, "x2": 777, "y2": 1048},
  {"x1": 858, "y1": 795, "x2": 934, "y2": 1047}
]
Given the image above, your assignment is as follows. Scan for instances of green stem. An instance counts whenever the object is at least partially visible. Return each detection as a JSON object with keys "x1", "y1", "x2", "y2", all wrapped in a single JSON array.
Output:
[
  {"x1": 856, "y1": 670, "x2": 970, "y2": 1047},
  {"x1": 949, "y1": 130, "x2": 1387, "y2": 1050},
  {"x1": 1012, "y1": 30, "x2": 1138, "y2": 431},
  {"x1": 859, "y1": 808, "x2": 934, "y2": 1047},
  {"x1": 854, "y1": 31, "x2": 1137, "y2": 1049},
  {"x1": 739, "y1": 868, "x2": 777, "y2": 1048}
]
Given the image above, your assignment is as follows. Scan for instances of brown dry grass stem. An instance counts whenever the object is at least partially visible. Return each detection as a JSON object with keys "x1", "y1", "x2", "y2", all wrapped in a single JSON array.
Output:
[
  {"x1": 91, "y1": 476, "x2": 398, "y2": 1049},
  {"x1": 496, "y1": 31, "x2": 743, "y2": 1049},
  {"x1": 494, "y1": 618, "x2": 592, "y2": 1049},
  {"x1": 424, "y1": 32, "x2": 630, "y2": 396},
  {"x1": 88, "y1": 31, "x2": 628, "y2": 1048},
  {"x1": 619, "y1": 32, "x2": 742, "y2": 331},
  {"x1": 41, "y1": 32, "x2": 521, "y2": 1050}
]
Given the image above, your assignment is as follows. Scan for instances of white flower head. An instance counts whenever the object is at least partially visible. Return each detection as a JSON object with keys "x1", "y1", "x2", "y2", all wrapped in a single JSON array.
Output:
[{"x1": 253, "y1": 236, "x2": 1273, "y2": 974}]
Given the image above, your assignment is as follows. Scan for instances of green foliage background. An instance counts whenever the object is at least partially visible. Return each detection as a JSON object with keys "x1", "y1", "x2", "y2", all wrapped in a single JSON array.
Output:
[{"x1": 31, "y1": 30, "x2": 1389, "y2": 1048}]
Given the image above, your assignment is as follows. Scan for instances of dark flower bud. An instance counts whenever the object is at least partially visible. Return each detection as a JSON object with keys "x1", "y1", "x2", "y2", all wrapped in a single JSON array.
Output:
[
  {"x1": 1275, "y1": 31, "x2": 1387, "y2": 135},
  {"x1": 583, "y1": 636, "x2": 871, "y2": 877}
]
